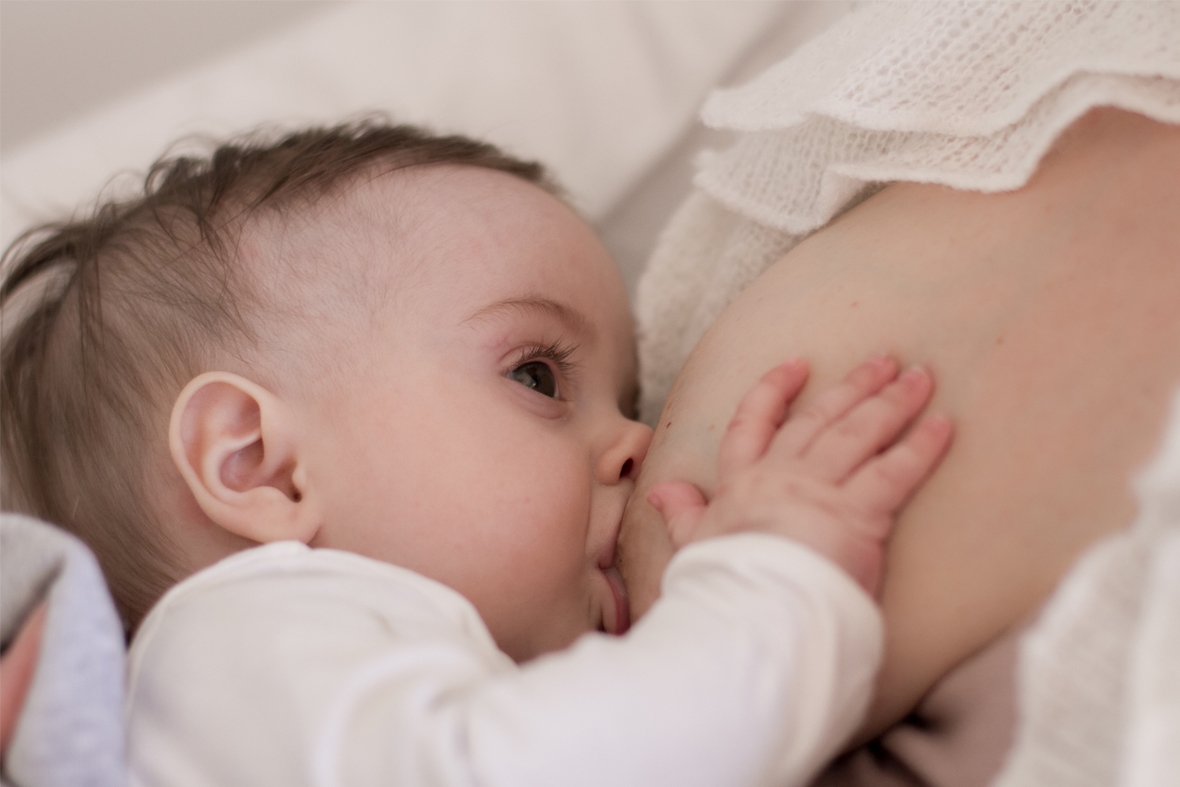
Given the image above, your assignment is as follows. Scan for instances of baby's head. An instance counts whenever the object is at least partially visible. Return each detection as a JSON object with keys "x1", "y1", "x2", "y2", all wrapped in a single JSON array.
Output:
[{"x1": 1, "y1": 121, "x2": 651, "y2": 659}]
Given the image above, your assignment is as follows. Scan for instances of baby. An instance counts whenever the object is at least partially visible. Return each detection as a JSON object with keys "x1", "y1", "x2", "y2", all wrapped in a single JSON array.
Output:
[{"x1": 0, "y1": 122, "x2": 950, "y2": 786}]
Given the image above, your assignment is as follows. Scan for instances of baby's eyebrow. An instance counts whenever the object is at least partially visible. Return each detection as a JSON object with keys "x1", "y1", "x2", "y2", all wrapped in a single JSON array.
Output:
[{"x1": 466, "y1": 296, "x2": 594, "y2": 340}]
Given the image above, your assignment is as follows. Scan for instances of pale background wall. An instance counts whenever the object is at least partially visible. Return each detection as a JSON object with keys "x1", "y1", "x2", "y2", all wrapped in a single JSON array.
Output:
[
  {"x1": 0, "y1": 1, "x2": 850, "y2": 293},
  {"x1": 1, "y1": 1, "x2": 341, "y2": 155}
]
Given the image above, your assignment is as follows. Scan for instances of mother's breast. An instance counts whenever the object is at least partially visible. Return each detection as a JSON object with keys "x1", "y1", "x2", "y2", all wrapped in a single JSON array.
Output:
[{"x1": 619, "y1": 108, "x2": 1180, "y2": 742}]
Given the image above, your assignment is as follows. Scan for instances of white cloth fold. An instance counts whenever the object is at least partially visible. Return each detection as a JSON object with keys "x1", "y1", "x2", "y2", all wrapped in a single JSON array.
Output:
[
  {"x1": 994, "y1": 391, "x2": 1180, "y2": 787},
  {"x1": 699, "y1": 1, "x2": 1180, "y2": 235}
]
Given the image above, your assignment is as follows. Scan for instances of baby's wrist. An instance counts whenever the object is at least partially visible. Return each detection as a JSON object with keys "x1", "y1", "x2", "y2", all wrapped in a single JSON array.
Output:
[
  {"x1": 691, "y1": 504, "x2": 885, "y2": 595},
  {"x1": 679, "y1": 515, "x2": 885, "y2": 598},
  {"x1": 664, "y1": 532, "x2": 883, "y2": 616}
]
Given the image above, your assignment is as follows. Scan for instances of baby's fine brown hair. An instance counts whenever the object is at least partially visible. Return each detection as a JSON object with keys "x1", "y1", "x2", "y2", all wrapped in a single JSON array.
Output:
[{"x1": 0, "y1": 120, "x2": 553, "y2": 634}]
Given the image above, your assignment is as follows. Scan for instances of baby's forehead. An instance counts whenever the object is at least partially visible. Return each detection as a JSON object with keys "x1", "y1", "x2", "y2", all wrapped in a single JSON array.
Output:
[
  {"x1": 243, "y1": 163, "x2": 630, "y2": 352},
  {"x1": 239, "y1": 166, "x2": 456, "y2": 292},
  {"x1": 255, "y1": 165, "x2": 557, "y2": 269}
]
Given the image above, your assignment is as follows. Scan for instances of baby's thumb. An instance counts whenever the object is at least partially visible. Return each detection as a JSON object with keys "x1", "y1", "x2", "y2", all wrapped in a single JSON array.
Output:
[{"x1": 647, "y1": 482, "x2": 708, "y2": 548}]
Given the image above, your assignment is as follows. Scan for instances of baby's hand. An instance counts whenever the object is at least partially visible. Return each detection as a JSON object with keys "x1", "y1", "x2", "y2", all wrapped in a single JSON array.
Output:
[{"x1": 648, "y1": 356, "x2": 952, "y2": 595}]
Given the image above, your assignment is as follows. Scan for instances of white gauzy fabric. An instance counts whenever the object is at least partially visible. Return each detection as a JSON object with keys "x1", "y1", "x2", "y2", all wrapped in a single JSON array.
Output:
[
  {"x1": 125, "y1": 535, "x2": 881, "y2": 787},
  {"x1": 993, "y1": 390, "x2": 1180, "y2": 787},
  {"x1": 636, "y1": 0, "x2": 1180, "y2": 423}
]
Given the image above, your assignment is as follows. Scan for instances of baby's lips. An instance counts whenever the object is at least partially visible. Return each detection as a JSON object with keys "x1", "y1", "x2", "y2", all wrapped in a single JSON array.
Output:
[{"x1": 602, "y1": 565, "x2": 631, "y2": 635}]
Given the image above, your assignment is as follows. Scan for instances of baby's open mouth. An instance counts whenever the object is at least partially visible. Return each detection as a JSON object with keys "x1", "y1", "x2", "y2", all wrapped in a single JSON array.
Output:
[{"x1": 602, "y1": 565, "x2": 631, "y2": 635}]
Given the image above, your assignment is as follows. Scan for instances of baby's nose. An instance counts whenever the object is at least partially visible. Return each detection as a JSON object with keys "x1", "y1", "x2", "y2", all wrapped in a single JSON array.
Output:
[{"x1": 598, "y1": 420, "x2": 654, "y2": 484}]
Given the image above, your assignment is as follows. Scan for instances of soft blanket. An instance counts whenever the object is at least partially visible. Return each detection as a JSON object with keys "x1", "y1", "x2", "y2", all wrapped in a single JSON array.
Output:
[{"x1": 0, "y1": 514, "x2": 125, "y2": 787}]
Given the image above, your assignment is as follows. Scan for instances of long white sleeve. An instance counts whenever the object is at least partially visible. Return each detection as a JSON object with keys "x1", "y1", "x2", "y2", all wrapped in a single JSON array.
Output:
[{"x1": 126, "y1": 535, "x2": 880, "y2": 787}]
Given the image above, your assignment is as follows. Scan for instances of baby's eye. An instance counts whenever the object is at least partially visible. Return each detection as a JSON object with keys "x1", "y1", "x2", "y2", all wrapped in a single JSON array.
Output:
[{"x1": 509, "y1": 361, "x2": 559, "y2": 398}]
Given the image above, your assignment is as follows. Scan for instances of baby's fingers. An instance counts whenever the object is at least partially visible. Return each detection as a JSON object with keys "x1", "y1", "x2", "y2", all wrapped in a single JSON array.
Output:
[
  {"x1": 718, "y1": 359, "x2": 810, "y2": 478},
  {"x1": 648, "y1": 481, "x2": 709, "y2": 548},
  {"x1": 802, "y1": 367, "x2": 934, "y2": 482},
  {"x1": 843, "y1": 414, "x2": 953, "y2": 520},
  {"x1": 771, "y1": 356, "x2": 898, "y2": 459}
]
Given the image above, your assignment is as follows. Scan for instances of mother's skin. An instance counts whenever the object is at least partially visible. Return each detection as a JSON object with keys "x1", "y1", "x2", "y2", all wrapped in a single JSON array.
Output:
[{"x1": 619, "y1": 108, "x2": 1180, "y2": 743}]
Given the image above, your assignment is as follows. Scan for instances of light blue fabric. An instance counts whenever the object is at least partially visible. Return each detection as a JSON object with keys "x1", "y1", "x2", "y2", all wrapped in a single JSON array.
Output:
[{"x1": 1, "y1": 513, "x2": 125, "y2": 787}]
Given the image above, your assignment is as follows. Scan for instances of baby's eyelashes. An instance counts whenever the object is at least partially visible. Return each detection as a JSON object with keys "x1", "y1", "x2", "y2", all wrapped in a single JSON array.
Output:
[{"x1": 505, "y1": 339, "x2": 581, "y2": 400}]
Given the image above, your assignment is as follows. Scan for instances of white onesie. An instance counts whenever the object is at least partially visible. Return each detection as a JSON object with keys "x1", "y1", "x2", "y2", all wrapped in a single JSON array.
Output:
[{"x1": 125, "y1": 534, "x2": 880, "y2": 787}]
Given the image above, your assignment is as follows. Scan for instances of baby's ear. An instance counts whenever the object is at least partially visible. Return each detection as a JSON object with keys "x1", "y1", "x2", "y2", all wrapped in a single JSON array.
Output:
[{"x1": 169, "y1": 372, "x2": 319, "y2": 544}]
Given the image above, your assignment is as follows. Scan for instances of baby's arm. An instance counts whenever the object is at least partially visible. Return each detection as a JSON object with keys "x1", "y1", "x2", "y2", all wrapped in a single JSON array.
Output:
[
  {"x1": 649, "y1": 355, "x2": 951, "y2": 595},
  {"x1": 128, "y1": 357, "x2": 951, "y2": 787}
]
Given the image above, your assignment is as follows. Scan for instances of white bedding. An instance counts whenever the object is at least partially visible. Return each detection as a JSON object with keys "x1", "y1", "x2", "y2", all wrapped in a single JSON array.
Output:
[{"x1": 0, "y1": 1, "x2": 849, "y2": 294}]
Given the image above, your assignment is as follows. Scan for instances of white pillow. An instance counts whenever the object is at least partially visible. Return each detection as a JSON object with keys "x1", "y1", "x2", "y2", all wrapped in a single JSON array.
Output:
[{"x1": 0, "y1": 1, "x2": 787, "y2": 279}]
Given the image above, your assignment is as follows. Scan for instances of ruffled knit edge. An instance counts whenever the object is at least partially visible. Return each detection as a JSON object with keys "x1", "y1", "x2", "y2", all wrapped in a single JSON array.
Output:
[
  {"x1": 695, "y1": 74, "x2": 1180, "y2": 237},
  {"x1": 702, "y1": 1, "x2": 1180, "y2": 137}
]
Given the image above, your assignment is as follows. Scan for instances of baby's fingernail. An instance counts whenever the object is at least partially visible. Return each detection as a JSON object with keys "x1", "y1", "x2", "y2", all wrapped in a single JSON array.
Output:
[
  {"x1": 923, "y1": 413, "x2": 953, "y2": 434},
  {"x1": 901, "y1": 366, "x2": 928, "y2": 384},
  {"x1": 646, "y1": 489, "x2": 664, "y2": 512},
  {"x1": 775, "y1": 357, "x2": 806, "y2": 376}
]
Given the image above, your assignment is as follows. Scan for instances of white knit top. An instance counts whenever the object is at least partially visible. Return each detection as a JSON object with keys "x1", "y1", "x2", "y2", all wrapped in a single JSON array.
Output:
[{"x1": 636, "y1": 0, "x2": 1180, "y2": 423}]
